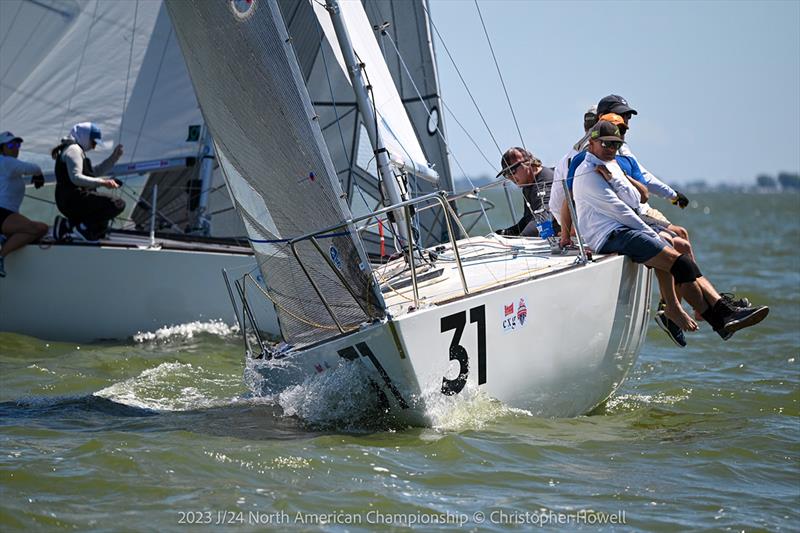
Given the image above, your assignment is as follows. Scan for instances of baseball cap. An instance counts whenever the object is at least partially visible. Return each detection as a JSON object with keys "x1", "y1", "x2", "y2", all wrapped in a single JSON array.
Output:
[
  {"x1": 0, "y1": 131, "x2": 23, "y2": 145},
  {"x1": 88, "y1": 124, "x2": 112, "y2": 149},
  {"x1": 590, "y1": 120, "x2": 624, "y2": 142},
  {"x1": 599, "y1": 113, "x2": 627, "y2": 127},
  {"x1": 584, "y1": 105, "x2": 598, "y2": 118},
  {"x1": 597, "y1": 94, "x2": 638, "y2": 116}
]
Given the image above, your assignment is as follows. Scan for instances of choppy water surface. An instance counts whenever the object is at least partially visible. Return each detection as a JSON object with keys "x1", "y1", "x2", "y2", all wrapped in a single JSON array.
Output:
[{"x1": 1, "y1": 193, "x2": 798, "y2": 531}]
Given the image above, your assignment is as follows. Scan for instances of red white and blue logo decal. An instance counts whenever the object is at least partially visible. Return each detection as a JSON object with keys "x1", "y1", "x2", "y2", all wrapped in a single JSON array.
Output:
[
  {"x1": 502, "y1": 297, "x2": 528, "y2": 333},
  {"x1": 517, "y1": 298, "x2": 528, "y2": 326}
]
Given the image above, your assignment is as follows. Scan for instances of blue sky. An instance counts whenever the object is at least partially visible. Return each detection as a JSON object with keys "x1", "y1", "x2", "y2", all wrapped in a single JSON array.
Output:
[{"x1": 429, "y1": 0, "x2": 800, "y2": 184}]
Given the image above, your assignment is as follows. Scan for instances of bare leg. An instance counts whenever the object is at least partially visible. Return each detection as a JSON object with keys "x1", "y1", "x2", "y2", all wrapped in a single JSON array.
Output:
[
  {"x1": 0, "y1": 214, "x2": 48, "y2": 257},
  {"x1": 654, "y1": 268, "x2": 697, "y2": 331},
  {"x1": 644, "y1": 247, "x2": 719, "y2": 314}
]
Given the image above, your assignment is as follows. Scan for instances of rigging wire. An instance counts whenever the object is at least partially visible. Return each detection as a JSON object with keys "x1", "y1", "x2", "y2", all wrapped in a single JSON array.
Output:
[
  {"x1": 420, "y1": 1, "x2": 502, "y2": 156},
  {"x1": 377, "y1": 28, "x2": 495, "y2": 232},
  {"x1": 118, "y1": 0, "x2": 139, "y2": 150},
  {"x1": 474, "y1": 0, "x2": 526, "y2": 151}
]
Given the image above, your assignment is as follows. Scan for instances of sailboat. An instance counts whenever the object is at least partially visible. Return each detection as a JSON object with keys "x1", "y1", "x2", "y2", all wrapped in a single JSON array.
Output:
[
  {"x1": 166, "y1": 0, "x2": 652, "y2": 424},
  {"x1": 0, "y1": 0, "x2": 454, "y2": 343}
]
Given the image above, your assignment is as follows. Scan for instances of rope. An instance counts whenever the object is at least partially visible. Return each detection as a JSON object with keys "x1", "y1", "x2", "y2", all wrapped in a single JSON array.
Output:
[
  {"x1": 118, "y1": 0, "x2": 139, "y2": 148},
  {"x1": 474, "y1": 0, "x2": 525, "y2": 150}
]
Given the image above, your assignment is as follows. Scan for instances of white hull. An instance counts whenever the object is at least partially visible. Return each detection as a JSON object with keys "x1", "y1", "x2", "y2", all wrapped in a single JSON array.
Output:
[
  {"x1": 0, "y1": 236, "x2": 278, "y2": 342},
  {"x1": 251, "y1": 248, "x2": 652, "y2": 424}
]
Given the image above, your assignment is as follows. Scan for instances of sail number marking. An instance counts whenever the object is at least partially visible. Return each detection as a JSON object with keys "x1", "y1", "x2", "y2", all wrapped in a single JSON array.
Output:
[{"x1": 440, "y1": 305, "x2": 486, "y2": 395}]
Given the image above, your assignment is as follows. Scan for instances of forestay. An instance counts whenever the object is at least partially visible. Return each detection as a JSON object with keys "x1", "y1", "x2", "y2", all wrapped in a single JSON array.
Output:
[{"x1": 165, "y1": 0, "x2": 385, "y2": 346}]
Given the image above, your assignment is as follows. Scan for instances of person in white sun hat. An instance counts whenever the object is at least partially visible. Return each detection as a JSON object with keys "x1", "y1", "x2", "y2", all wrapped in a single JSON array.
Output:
[{"x1": 51, "y1": 122, "x2": 125, "y2": 241}]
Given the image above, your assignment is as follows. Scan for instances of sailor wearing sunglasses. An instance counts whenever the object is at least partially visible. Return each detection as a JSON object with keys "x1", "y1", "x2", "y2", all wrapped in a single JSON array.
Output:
[{"x1": 495, "y1": 147, "x2": 556, "y2": 237}]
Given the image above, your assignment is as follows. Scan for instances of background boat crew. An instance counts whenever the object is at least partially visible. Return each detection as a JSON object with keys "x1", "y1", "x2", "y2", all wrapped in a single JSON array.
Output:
[
  {"x1": 596, "y1": 94, "x2": 690, "y2": 209},
  {"x1": 0, "y1": 131, "x2": 48, "y2": 278},
  {"x1": 572, "y1": 121, "x2": 769, "y2": 342},
  {"x1": 495, "y1": 147, "x2": 557, "y2": 237},
  {"x1": 51, "y1": 122, "x2": 125, "y2": 241}
]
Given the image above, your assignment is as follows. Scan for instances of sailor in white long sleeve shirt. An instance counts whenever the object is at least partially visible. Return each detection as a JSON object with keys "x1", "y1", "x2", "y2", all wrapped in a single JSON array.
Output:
[
  {"x1": 0, "y1": 131, "x2": 48, "y2": 277},
  {"x1": 573, "y1": 120, "x2": 769, "y2": 344},
  {"x1": 549, "y1": 105, "x2": 597, "y2": 226},
  {"x1": 573, "y1": 148, "x2": 661, "y2": 255}
]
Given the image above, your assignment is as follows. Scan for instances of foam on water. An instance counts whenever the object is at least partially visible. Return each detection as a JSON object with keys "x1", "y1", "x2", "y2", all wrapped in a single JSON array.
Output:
[
  {"x1": 603, "y1": 389, "x2": 692, "y2": 412},
  {"x1": 133, "y1": 320, "x2": 239, "y2": 343},
  {"x1": 245, "y1": 356, "x2": 524, "y2": 431},
  {"x1": 95, "y1": 361, "x2": 242, "y2": 411}
]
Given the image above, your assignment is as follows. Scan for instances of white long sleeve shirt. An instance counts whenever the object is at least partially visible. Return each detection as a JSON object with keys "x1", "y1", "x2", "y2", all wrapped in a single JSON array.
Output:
[
  {"x1": 618, "y1": 144, "x2": 677, "y2": 200},
  {"x1": 62, "y1": 144, "x2": 115, "y2": 188},
  {"x1": 549, "y1": 149, "x2": 576, "y2": 225},
  {"x1": 573, "y1": 152, "x2": 661, "y2": 251},
  {"x1": 0, "y1": 155, "x2": 42, "y2": 212}
]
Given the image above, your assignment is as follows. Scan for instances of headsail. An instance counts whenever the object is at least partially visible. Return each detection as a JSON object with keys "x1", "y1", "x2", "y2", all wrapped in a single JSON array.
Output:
[{"x1": 165, "y1": 0, "x2": 384, "y2": 346}]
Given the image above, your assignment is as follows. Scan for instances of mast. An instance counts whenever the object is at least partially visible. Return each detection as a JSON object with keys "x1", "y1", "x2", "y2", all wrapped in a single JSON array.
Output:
[
  {"x1": 192, "y1": 127, "x2": 214, "y2": 235},
  {"x1": 325, "y1": 0, "x2": 411, "y2": 247}
]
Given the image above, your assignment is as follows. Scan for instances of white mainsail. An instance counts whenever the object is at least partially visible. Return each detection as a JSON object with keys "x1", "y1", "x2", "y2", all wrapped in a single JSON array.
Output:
[{"x1": 165, "y1": 0, "x2": 385, "y2": 346}]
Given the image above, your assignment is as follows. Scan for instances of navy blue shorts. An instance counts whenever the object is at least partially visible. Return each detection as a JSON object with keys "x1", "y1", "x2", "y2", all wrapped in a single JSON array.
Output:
[
  {"x1": 600, "y1": 227, "x2": 665, "y2": 263},
  {"x1": 0, "y1": 206, "x2": 14, "y2": 231}
]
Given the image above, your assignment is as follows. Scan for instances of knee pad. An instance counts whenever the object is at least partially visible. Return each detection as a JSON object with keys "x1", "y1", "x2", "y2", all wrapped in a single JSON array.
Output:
[{"x1": 670, "y1": 254, "x2": 702, "y2": 284}]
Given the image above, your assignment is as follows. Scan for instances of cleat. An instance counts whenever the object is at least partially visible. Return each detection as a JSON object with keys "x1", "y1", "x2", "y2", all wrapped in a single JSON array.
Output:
[{"x1": 655, "y1": 310, "x2": 687, "y2": 347}]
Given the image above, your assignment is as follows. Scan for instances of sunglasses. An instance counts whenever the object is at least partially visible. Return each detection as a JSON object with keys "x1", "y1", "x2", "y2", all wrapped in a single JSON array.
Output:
[
  {"x1": 600, "y1": 140, "x2": 623, "y2": 150},
  {"x1": 502, "y1": 160, "x2": 525, "y2": 178},
  {"x1": 3, "y1": 141, "x2": 21, "y2": 149},
  {"x1": 501, "y1": 157, "x2": 542, "y2": 179}
]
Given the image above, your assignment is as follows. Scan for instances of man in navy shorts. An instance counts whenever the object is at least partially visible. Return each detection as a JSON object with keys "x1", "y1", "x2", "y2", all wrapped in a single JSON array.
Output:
[{"x1": 572, "y1": 120, "x2": 768, "y2": 342}]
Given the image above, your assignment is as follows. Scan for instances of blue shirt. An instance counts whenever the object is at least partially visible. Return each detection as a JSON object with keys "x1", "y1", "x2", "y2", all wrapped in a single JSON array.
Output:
[{"x1": 566, "y1": 151, "x2": 646, "y2": 191}]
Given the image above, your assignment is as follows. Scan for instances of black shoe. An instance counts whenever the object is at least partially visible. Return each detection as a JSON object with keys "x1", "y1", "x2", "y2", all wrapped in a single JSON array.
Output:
[
  {"x1": 720, "y1": 292, "x2": 751, "y2": 309},
  {"x1": 718, "y1": 305, "x2": 770, "y2": 340},
  {"x1": 52, "y1": 216, "x2": 73, "y2": 241},
  {"x1": 655, "y1": 310, "x2": 687, "y2": 347}
]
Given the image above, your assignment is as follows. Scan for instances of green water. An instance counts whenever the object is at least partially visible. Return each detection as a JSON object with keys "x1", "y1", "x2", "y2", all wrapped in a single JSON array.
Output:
[{"x1": 1, "y1": 193, "x2": 798, "y2": 531}]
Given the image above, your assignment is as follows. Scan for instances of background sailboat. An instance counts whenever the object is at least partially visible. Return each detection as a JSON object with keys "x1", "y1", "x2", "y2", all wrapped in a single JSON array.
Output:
[{"x1": 0, "y1": 0, "x2": 276, "y2": 341}]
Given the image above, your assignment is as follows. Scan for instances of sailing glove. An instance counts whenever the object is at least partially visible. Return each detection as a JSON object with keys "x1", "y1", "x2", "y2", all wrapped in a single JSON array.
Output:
[{"x1": 672, "y1": 191, "x2": 689, "y2": 209}]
